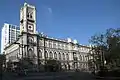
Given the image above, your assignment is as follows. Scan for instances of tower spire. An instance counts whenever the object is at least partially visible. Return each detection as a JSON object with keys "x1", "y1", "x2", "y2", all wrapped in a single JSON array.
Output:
[{"x1": 24, "y1": 0, "x2": 27, "y2": 6}]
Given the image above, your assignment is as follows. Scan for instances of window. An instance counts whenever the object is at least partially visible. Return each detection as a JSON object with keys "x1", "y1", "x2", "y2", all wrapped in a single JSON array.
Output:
[
  {"x1": 59, "y1": 53, "x2": 61, "y2": 60},
  {"x1": 81, "y1": 55, "x2": 83, "y2": 61},
  {"x1": 82, "y1": 55, "x2": 85, "y2": 61},
  {"x1": 30, "y1": 14, "x2": 32, "y2": 18},
  {"x1": 49, "y1": 52, "x2": 53, "y2": 59},
  {"x1": 28, "y1": 37, "x2": 33, "y2": 43},
  {"x1": 53, "y1": 42, "x2": 56, "y2": 48},
  {"x1": 45, "y1": 42, "x2": 47, "y2": 47},
  {"x1": 65, "y1": 45, "x2": 68, "y2": 50},
  {"x1": 27, "y1": 14, "x2": 29, "y2": 17},
  {"x1": 45, "y1": 51, "x2": 48, "y2": 58},
  {"x1": 54, "y1": 52, "x2": 57, "y2": 59},
  {"x1": 61, "y1": 44, "x2": 64, "y2": 49},
  {"x1": 60, "y1": 44, "x2": 62, "y2": 49},
  {"x1": 58, "y1": 43, "x2": 61, "y2": 49},
  {"x1": 73, "y1": 52, "x2": 76, "y2": 57},
  {"x1": 79, "y1": 55, "x2": 82, "y2": 61},
  {"x1": 28, "y1": 49, "x2": 33, "y2": 58},
  {"x1": 56, "y1": 43, "x2": 58, "y2": 48},
  {"x1": 30, "y1": 12, "x2": 33, "y2": 19},
  {"x1": 63, "y1": 53, "x2": 65, "y2": 60},
  {"x1": 39, "y1": 50, "x2": 42, "y2": 58},
  {"x1": 66, "y1": 54, "x2": 69, "y2": 60},
  {"x1": 49, "y1": 41, "x2": 52, "y2": 48},
  {"x1": 39, "y1": 40, "x2": 43, "y2": 46}
]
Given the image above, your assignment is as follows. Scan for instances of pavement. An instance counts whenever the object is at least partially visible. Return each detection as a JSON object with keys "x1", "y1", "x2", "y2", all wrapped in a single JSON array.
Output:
[
  {"x1": 95, "y1": 76, "x2": 120, "y2": 80},
  {"x1": 1, "y1": 72, "x2": 100, "y2": 80}
]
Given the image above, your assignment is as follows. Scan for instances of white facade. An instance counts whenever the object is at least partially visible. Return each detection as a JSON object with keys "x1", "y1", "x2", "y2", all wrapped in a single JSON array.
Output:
[
  {"x1": 1, "y1": 23, "x2": 20, "y2": 53},
  {"x1": 4, "y1": 3, "x2": 91, "y2": 71}
]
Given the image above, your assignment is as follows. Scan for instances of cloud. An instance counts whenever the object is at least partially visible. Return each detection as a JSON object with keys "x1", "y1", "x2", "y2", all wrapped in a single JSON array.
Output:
[{"x1": 48, "y1": 8, "x2": 52, "y2": 13}]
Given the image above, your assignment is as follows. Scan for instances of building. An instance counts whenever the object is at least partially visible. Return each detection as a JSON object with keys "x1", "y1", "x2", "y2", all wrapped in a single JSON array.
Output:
[
  {"x1": 1, "y1": 23, "x2": 20, "y2": 53},
  {"x1": 4, "y1": 3, "x2": 91, "y2": 71}
]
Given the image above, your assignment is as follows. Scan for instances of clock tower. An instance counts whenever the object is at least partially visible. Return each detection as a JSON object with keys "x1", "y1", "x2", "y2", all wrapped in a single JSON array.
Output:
[
  {"x1": 20, "y1": 2, "x2": 36, "y2": 34},
  {"x1": 19, "y1": 3, "x2": 38, "y2": 63}
]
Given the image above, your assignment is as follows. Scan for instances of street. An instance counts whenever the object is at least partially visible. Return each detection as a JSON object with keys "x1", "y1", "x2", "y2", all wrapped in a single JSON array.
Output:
[{"x1": 2, "y1": 72, "x2": 96, "y2": 80}]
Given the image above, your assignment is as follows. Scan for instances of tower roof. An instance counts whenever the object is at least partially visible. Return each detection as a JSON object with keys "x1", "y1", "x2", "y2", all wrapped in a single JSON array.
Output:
[{"x1": 24, "y1": 2, "x2": 27, "y2": 6}]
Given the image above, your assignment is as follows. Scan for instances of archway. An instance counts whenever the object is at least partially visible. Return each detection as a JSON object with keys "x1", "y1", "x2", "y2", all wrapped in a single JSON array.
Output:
[
  {"x1": 62, "y1": 53, "x2": 65, "y2": 60},
  {"x1": 28, "y1": 48, "x2": 33, "y2": 58},
  {"x1": 38, "y1": 50, "x2": 42, "y2": 58},
  {"x1": 54, "y1": 52, "x2": 57, "y2": 59},
  {"x1": 66, "y1": 53, "x2": 69, "y2": 60},
  {"x1": 59, "y1": 53, "x2": 61, "y2": 60},
  {"x1": 49, "y1": 52, "x2": 53, "y2": 59},
  {"x1": 45, "y1": 51, "x2": 48, "y2": 58},
  {"x1": 79, "y1": 55, "x2": 82, "y2": 61}
]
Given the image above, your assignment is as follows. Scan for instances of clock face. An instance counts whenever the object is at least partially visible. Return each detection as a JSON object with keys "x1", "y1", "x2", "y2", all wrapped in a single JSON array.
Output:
[{"x1": 28, "y1": 24, "x2": 34, "y2": 31}]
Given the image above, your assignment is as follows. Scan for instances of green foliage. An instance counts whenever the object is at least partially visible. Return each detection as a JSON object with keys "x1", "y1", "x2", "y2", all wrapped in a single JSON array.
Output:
[
  {"x1": 44, "y1": 59, "x2": 61, "y2": 72},
  {"x1": 89, "y1": 28, "x2": 120, "y2": 70},
  {"x1": 0, "y1": 54, "x2": 6, "y2": 66},
  {"x1": 6, "y1": 60, "x2": 13, "y2": 71},
  {"x1": 18, "y1": 57, "x2": 35, "y2": 70},
  {"x1": 0, "y1": 54, "x2": 6, "y2": 71}
]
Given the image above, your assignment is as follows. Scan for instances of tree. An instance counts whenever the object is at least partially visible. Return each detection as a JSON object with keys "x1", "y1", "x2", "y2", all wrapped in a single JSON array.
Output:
[
  {"x1": 44, "y1": 59, "x2": 61, "y2": 72},
  {"x1": 0, "y1": 54, "x2": 6, "y2": 78},
  {"x1": 16, "y1": 57, "x2": 36, "y2": 72},
  {"x1": 89, "y1": 28, "x2": 120, "y2": 70},
  {"x1": 0, "y1": 54, "x2": 6, "y2": 71},
  {"x1": 6, "y1": 60, "x2": 13, "y2": 71}
]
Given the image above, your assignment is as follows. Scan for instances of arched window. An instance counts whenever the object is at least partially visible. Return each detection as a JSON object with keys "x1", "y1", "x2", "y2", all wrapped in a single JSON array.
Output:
[
  {"x1": 84, "y1": 55, "x2": 86, "y2": 61},
  {"x1": 58, "y1": 44, "x2": 61, "y2": 49},
  {"x1": 45, "y1": 51, "x2": 48, "y2": 58},
  {"x1": 39, "y1": 50, "x2": 42, "y2": 58},
  {"x1": 49, "y1": 41, "x2": 52, "y2": 48},
  {"x1": 28, "y1": 37, "x2": 33, "y2": 43},
  {"x1": 59, "y1": 53, "x2": 61, "y2": 60},
  {"x1": 54, "y1": 52, "x2": 57, "y2": 59},
  {"x1": 45, "y1": 42, "x2": 47, "y2": 47},
  {"x1": 49, "y1": 52, "x2": 53, "y2": 59},
  {"x1": 28, "y1": 49, "x2": 33, "y2": 58},
  {"x1": 81, "y1": 55, "x2": 83, "y2": 61},
  {"x1": 53, "y1": 42, "x2": 56, "y2": 48},
  {"x1": 79, "y1": 55, "x2": 82, "y2": 61},
  {"x1": 66, "y1": 53, "x2": 69, "y2": 60},
  {"x1": 39, "y1": 40, "x2": 43, "y2": 46},
  {"x1": 30, "y1": 12, "x2": 33, "y2": 19},
  {"x1": 27, "y1": 14, "x2": 29, "y2": 18},
  {"x1": 83, "y1": 55, "x2": 86, "y2": 61},
  {"x1": 27, "y1": 12, "x2": 33, "y2": 19},
  {"x1": 83, "y1": 55, "x2": 85, "y2": 61},
  {"x1": 63, "y1": 53, "x2": 65, "y2": 60}
]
